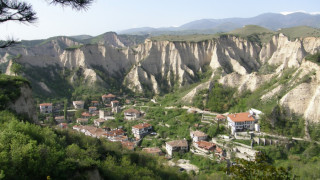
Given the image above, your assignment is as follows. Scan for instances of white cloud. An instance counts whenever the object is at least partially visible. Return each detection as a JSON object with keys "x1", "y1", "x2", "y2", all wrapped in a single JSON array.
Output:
[{"x1": 280, "y1": 10, "x2": 320, "y2": 15}]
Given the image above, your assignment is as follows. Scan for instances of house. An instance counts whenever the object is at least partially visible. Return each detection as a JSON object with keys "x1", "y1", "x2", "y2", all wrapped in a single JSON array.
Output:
[
  {"x1": 122, "y1": 141, "x2": 135, "y2": 150},
  {"x1": 125, "y1": 99, "x2": 131, "y2": 104},
  {"x1": 111, "y1": 100, "x2": 121, "y2": 113},
  {"x1": 104, "y1": 129, "x2": 126, "y2": 142},
  {"x1": 73, "y1": 101, "x2": 84, "y2": 109},
  {"x1": 111, "y1": 100, "x2": 119, "y2": 107},
  {"x1": 76, "y1": 118, "x2": 88, "y2": 125},
  {"x1": 190, "y1": 130, "x2": 208, "y2": 142},
  {"x1": 216, "y1": 114, "x2": 226, "y2": 121},
  {"x1": 91, "y1": 101, "x2": 99, "y2": 107},
  {"x1": 72, "y1": 125, "x2": 107, "y2": 138},
  {"x1": 58, "y1": 123, "x2": 68, "y2": 129},
  {"x1": 194, "y1": 141, "x2": 216, "y2": 154},
  {"x1": 132, "y1": 123, "x2": 152, "y2": 139},
  {"x1": 39, "y1": 103, "x2": 52, "y2": 114},
  {"x1": 99, "y1": 110, "x2": 113, "y2": 120},
  {"x1": 124, "y1": 108, "x2": 141, "y2": 120},
  {"x1": 81, "y1": 112, "x2": 91, "y2": 119},
  {"x1": 166, "y1": 139, "x2": 188, "y2": 156},
  {"x1": 89, "y1": 106, "x2": 97, "y2": 114},
  {"x1": 94, "y1": 118, "x2": 106, "y2": 127},
  {"x1": 102, "y1": 93, "x2": 116, "y2": 104},
  {"x1": 142, "y1": 147, "x2": 162, "y2": 155},
  {"x1": 55, "y1": 116, "x2": 65, "y2": 123},
  {"x1": 227, "y1": 112, "x2": 256, "y2": 135}
]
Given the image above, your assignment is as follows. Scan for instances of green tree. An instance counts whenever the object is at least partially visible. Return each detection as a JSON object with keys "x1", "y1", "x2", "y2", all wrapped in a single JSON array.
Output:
[
  {"x1": 229, "y1": 152, "x2": 293, "y2": 180},
  {"x1": 0, "y1": 170, "x2": 5, "y2": 180},
  {"x1": 10, "y1": 62, "x2": 23, "y2": 75},
  {"x1": 64, "y1": 99, "x2": 68, "y2": 120},
  {"x1": 0, "y1": 0, "x2": 93, "y2": 48}
]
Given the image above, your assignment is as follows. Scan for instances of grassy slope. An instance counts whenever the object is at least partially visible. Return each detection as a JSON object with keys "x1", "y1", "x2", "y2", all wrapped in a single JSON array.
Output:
[{"x1": 278, "y1": 26, "x2": 320, "y2": 40}]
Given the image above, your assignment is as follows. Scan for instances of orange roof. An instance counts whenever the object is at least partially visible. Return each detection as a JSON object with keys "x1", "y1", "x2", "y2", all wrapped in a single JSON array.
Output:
[
  {"x1": 191, "y1": 130, "x2": 207, "y2": 137},
  {"x1": 215, "y1": 146, "x2": 223, "y2": 153},
  {"x1": 73, "y1": 101, "x2": 84, "y2": 104},
  {"x1": 227, "y1": 112, "x2": 255, "y2": 122},
  {"x1": 166, "y1": 140, "x2": 188, "y2": 147},
  {"x1": 106, "y1": 129, "x2": 125, "y2": 136},
  {"x1": 89, "y1": 106, "x2": 97, "y2": 109},
  {"x1": 40, "y1": 103, "x2": 52, "y2": 106},
  {"x1": 111, "y1": 100, "x2": 119, "y2": 103},
  {"x1": 132, "y1": 123, "x2": 152, "y2": 129},
  {"x1": 91, "y1": 101, "x2": 98, "y2": 103},
  {"x1": 195, "y1": 141, "x2": 216, "y2": 150},
  {"x1": 124, "y1": 108, "x2": 140, "y2": 114},
  {"x1": 216, "y1": 114, "x2": 226, "y2": 119},
  {"x1": 81, "y1": 112, "x2": 91, "y2": 117},
  {"x1": 102, "y1": 93, "x2": 116, "y2": 98}
]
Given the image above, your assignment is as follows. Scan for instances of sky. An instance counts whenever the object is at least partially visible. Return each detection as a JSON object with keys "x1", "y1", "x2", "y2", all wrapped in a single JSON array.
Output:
[{"x1": 1, "y1": 0, "x2": 320, "y2": 40}]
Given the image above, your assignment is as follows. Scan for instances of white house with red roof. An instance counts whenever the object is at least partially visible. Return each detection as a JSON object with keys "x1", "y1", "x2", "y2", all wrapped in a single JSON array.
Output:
[
  {"x1": 102, "y1": 93, "x2": 116, "y2": 104},
  {"x1": 227, "y1": 112, "x2": 256, "y2": 135},
  {"x1": 39, "y1": 103, "x2": 52, "y2": 114},
  {"x1": 73, "y1": 101, "x2": 84, "y2": 109},
  {"x1": 124, "y1": 108, "x2": 141, "y2": 120},
  {"x1": 132, "y1": 123, "x2": 152, "y2": 139},
  {"x1": 194, "y1": 141, "x2": 216, "y2": 154},
  {"x1": 190, "y1": 130, "x2": 208, "y2": 142}
]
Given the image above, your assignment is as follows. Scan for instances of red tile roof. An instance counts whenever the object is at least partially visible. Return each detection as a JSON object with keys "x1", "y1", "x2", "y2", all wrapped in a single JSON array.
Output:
[
  {"x1": 191, "y1": 130, "x2": 207, "y2": 137},
  {"x1": 105, "y1": 129, "x2": 125, "y2": 137},
  {"x1": 102, "y1": 94, "x2": 116, "y2": 98},
  {"x1": 132, "y1": 123, "x2": 152, "y2": 129},
  {"x1": 111, "y1": 100, "x2": 119, "y2": 103},
  {"x1": 40, "y1": 103, "x2": 52, "y2": 106},
  {"x1": 91, "y1": 101, "x2": 99, "y2": 103},
  {"x1": 81, "y1": 112, "x2": 91, "y2": 117},
  {"x1": 216, "y1": 114, "x2": 226, "y2": 119},
  {"x1": 166, "y1": 140, "x2": 188, "y2": 147},
  {"x1": 228, "y1": 112, "x2": 255, "y2": 122},
  {"x1": 124, "y1": 108, "x2": 140, "y2": 114},
  {"x1": 195, "y1": 141, "x2": 216, "y2": 150}
]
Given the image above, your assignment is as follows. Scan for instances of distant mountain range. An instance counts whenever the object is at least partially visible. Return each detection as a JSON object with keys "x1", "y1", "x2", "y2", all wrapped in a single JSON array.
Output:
[{"x1": 119, "y1": 12, "x2": 320, "y2": 35}]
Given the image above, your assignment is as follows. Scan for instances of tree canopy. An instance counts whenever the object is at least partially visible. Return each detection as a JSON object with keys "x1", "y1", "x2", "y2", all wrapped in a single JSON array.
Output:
[{"x1": 0, "y1": 0, "x2": 93, "y2": 48}]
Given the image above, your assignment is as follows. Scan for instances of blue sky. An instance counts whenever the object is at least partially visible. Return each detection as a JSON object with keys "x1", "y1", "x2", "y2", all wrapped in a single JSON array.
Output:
[{"x1": 1, "y1": 0, "x2": 320, "y2": 40}]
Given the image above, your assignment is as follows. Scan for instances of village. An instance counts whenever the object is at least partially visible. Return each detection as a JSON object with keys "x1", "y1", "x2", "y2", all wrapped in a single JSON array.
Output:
[{"x1": 38, "y1": 93, "x2": 289, "y2": 173}]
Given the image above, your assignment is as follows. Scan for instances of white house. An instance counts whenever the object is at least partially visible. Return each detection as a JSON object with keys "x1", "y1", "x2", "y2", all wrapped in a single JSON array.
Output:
[
  {"x1": 55, "y1": 116, "x2": 65, "y2": 123},
  {"x1": 89, "y1": 106, "x2": 97, "y2": 114},
  {"x1": 76, "y1": 118, "x2": 88, "y2": 125},
  {"x1": 190, "y1": 130, "x2": 208, "y2": 142},
  {"x1": 73, "y1": 101, "x2": 84, "y2": 109},
  {"x1": 227, "y1": 112, "x2": 255, "y2": 135},
  {"x1": 102, "y1": 94, "x2": 116, "y2": 104},
  {"x1": 124, "y1": 109, "x2": 141, "y2": 120},
  {"x1": 94, "y1": 118, "x2": 106, "y2": 127},
  {"x1": 39, "y1": 103, "x2": 52, "y2": 114},
  {"x1": 132, "y1": 123, "x2": 152, "y2": 139},
  {"x1": 166, "y1": 139, "x2": 188, "y2": 156}
]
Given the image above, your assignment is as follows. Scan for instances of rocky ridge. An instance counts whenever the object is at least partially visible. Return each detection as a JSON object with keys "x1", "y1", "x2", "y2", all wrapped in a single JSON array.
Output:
[{"x1": 1, "y1": 32, "x2": 320, "y2": 122}]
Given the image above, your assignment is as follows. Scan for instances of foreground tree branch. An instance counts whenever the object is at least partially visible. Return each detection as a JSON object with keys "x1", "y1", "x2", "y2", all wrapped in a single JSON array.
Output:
[{"x1": 0, "y1": 0, "x2": 94, "y2": 48}]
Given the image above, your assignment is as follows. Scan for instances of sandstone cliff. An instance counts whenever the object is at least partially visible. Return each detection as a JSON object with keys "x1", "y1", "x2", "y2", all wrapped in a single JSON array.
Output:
[
  {"x1": 1, "y1": 32, "x2": 320, "y2": 122},
  {"x1": 8, "y1": 83, "x2": 38, "y2": 123}
]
